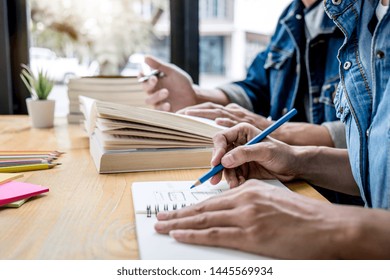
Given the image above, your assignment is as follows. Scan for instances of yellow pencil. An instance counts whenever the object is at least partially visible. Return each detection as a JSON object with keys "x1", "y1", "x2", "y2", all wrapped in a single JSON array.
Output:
[{"x1": 0, "y1": 163, "x2": 61, "y2": 173}]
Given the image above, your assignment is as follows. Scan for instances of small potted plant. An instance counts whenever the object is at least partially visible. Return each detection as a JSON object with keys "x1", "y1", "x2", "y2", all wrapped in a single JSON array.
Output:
[{"x1": 20, "y1": 64, "x2": 55, "y2": 128}]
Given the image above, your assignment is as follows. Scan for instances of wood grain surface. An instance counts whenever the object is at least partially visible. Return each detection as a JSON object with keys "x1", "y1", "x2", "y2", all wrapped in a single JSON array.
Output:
[{"x1": 0, "y1": 116, "x2": 327, "y2": 259}]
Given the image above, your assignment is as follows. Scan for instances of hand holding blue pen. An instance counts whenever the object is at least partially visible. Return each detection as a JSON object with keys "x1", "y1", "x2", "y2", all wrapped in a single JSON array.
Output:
[{"x1": 190, "y1": 108, "x2": 297, "y2": 189}]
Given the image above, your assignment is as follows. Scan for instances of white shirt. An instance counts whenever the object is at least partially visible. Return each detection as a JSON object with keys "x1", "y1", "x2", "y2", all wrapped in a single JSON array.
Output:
[{"x1": 376, "y1": 1, "x2": 389, "y2": 22}]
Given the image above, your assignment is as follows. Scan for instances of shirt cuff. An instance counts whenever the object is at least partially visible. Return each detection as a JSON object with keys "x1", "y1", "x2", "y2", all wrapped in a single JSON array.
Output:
[
  {"x1": 216, "y1": 84, "x2": 254, "y2": 112},
  {"x1": 321, "y1": 121, "x2": 346, "y2": 148}
]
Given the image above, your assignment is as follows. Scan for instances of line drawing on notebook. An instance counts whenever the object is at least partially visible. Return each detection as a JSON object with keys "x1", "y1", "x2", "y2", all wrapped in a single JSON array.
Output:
[
  {"x1": 154, "y1": 189, "x2": 224, "y2": 203},
  {"x1": 132, "y1": 180, "x2": 282, "y2": 259}
]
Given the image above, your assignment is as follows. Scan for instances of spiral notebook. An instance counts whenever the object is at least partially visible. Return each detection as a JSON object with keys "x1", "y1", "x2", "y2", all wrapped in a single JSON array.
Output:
[{"x1": 132, "y1": 180, "x2": 287, "y2": 260}]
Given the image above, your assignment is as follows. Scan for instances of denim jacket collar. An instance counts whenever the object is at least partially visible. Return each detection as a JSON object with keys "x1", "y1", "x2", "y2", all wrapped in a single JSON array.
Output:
[
  {"x1": 323, "y1": 0, "x2": 361, "y2": 39},
  {"x1": 281, "y1": 0, "x2": 338, "y2": 36}
]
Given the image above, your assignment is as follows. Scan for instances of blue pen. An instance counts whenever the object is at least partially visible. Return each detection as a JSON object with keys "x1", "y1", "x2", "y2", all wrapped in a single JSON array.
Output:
[{"x1": 190, "y1": 108, "x2": 297, "y2": 189}]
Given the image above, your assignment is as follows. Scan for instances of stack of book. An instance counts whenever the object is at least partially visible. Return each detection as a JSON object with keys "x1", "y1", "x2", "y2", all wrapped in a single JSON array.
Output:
[
  {"x1": 80, "y1": 96, "x2": 224, "y2": 173},
  {"x1": 67, "y1": 76, "x2": 147, "y2": 124}
]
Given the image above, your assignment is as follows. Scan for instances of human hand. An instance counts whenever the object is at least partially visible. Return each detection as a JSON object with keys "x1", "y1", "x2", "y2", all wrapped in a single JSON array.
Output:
[
  {"x1": 210, "y1": 123, "x2": 301, "y2": 188},
  {"x1": 155, "y1": 180, "x2": 344, "y2": 259},
  {"x1": 178, "y1": 103, "x2": 338, "y2": 147},
  {"x1": 142, "y1": 55, "x2": 198, "y2": 112},
  {"x1": 178, "y1": 102, "x2": 273, "y2": 129}
]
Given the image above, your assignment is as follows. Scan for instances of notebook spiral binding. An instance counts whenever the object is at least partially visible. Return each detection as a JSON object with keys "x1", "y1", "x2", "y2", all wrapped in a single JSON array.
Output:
[{"x1": 146, "y1": 203, "x2": 191, "y2": 217}]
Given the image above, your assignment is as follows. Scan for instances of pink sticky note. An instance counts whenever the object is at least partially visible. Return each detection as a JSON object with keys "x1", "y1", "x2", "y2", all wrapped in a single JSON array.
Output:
[{"x1": 0, "y1": 181, "x2": 49, "y2": 206}]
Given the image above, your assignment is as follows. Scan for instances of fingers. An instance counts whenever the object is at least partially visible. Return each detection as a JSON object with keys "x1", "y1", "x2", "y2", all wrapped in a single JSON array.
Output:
[
  {"x1": 141, "y1": 75, "x2": 169, "y2": 111},
  {"x1": 223, "y1": 167, "x2": 246, "y2": 188},
  {"x1": 210, "y1": 172, "x2": 223, "y2": 185},
  {"x1": 156, "y1": 193, "x2": 236, "y2": 222},
  {"x1": 221, "y1": 145, "x2": 263, "y2": 168},
  {"x1": 218, "y1": 123, "x2": 261, "y2": 146},
  {"x1": 211, "y1": 134, "x2": 228, "y2": 167},
  {"x1": 143, "y1": 80, "x2": 172, "y2": 111},
  {"x1": 215, "y1": 117, "x2": 237, "y2": 127},
  {"x1": 177, "y1": 103, "x2": 243, "y2": 124},
  {"x1": 211, "y1": 124, "x2": 260, "y2": 166},
  {"x1": 169, "y1": 227, "x2": 246, "y2": 251},
  {"x1": 181, "y1": 109, "x2": 231, "y2": 120},
  {"x1": 179, "y1": 102, "x2": 223, "y2": 113},
  {"x1": 225, "y1": 103, "x2": 243, "y2": 109},
  {"x1": 155, "y1": 209, "x2": 237, "y2": 234},
  {"x1": 210, "y1": 130, "x2": 239, "y2": 184},
  {"x1": 154, "y1": 102, "x2": 171, "y2": 112},
  {"x1": 145, "y1": 88, "x2": 169, "y2": 105},
  {"x1": 179, "y1": 103, "x2": 235, "y2": 122},
  {"x1": 142, "y1": 75, "x2": 159, "y2": 93}
]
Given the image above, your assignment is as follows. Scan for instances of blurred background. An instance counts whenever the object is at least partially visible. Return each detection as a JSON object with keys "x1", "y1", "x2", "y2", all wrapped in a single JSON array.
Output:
[{"x1": 1, "y1": 0, "x2": 290, "y2": 116}]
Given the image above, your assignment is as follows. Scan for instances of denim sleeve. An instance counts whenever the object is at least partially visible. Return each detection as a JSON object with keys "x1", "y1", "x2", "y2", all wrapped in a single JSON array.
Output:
[
  {"x1": 231, "y1": 50, "x2": 271, "y2": 116},
  {"x1": 321, "y1": 121, "x2": 346, "y2": 148}
]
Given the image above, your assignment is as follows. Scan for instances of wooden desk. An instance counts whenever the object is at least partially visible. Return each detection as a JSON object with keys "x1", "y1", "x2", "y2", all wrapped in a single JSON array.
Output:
[{"x1": 0, "y1": 116, "x2": 326, "y2": 259}]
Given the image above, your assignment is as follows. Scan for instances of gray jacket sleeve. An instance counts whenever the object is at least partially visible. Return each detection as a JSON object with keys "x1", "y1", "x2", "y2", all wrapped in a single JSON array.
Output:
[
  {"x1": 321, "y1": 121, "x2": 346, "y2": 148},
  {"x1": 216, "y1": 83, "x2": 254, "y2": 112}
]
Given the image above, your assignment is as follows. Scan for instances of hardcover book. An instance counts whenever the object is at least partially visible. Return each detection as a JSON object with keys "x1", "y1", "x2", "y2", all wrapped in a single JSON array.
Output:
[
  {"x1": 67, "y1": 76, "x2": 148, "y2": 124},
  {"x1": 80, "y1": 97, "x2": 224, "y2": 173}
]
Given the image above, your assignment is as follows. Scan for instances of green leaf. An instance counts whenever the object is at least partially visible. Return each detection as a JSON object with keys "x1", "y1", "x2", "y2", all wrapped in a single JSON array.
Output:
[{"x1": 20, "y1": 64, "x2": 54, "y2": 100}]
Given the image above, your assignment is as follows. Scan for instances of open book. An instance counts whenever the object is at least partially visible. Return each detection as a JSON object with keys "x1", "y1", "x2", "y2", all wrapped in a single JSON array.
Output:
[
  {"x1": 80, "y1": 97, "x2": 224, "y2": 173},
  {"x1": 132, "y1": 180, "x2": 287, "y2": 260}
]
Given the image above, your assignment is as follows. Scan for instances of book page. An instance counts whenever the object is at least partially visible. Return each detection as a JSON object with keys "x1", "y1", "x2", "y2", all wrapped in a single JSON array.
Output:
[
  {"x1": 79, "y1": 96, "x2": 97, "y2": 134},
  {"x1": 95, "y1": 100, "x2": 224, "y2": 138},
  {"x1": 96, "y1": 118, "x2": 209, "y2": 141}
]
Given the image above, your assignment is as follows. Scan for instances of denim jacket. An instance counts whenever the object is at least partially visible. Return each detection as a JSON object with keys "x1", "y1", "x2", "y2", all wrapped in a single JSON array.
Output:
[
  {"x1": 324, "y1": 0, "x2": 389, "y2": 208},
  {"x1": 226, "y1": 0, "x2": 344, "y2": 123}
]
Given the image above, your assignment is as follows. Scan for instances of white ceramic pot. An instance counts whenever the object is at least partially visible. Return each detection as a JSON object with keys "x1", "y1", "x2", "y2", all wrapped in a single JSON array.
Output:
[{"x1": 26, "y1": 98, "x2": 55, "y2": 128}]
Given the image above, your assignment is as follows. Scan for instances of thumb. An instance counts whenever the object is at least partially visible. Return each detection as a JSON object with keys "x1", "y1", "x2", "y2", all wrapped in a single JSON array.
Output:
[
  {"x1": 144, "y1": 55, "x2": 172, "y2": 73},
  {"x1": 221, "y1": 145, "x2": 261, "y2": 168}
]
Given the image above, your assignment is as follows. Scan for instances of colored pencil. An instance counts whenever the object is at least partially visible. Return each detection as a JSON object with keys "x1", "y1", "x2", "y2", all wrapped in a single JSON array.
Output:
[{"x1": 0, "y1": 163, "x2": 61, "y2": 173}]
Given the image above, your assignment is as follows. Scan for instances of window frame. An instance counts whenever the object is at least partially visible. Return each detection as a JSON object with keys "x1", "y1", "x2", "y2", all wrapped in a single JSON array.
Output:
[{"x1": 170, "y1": 0, "x2": 199, "y2": 84}]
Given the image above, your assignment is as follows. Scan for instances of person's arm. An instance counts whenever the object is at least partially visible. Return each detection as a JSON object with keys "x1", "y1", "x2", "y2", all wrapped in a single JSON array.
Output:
[
  {"x1": 274, "y1": 122, "x2": 335, "y2": 146},
  {"x1": 294, "y1": 146, "x2": 358, "y2": 195},
  {"x1": 154, "y1": 180, "x2": 390, "y2": 259},
  {"x1": 179, "y1": 103, "x2": 336, "y2": 147},
  {"x1": 192, "y1": 86, "x2": 230, "y2": 107}
]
